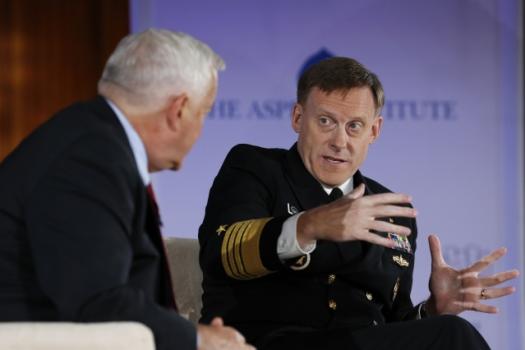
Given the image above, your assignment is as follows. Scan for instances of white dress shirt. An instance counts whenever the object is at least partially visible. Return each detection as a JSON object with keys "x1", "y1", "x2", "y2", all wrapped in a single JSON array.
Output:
[{"x1": 106, "y1": 99, "x2": 150, "y2": 186}]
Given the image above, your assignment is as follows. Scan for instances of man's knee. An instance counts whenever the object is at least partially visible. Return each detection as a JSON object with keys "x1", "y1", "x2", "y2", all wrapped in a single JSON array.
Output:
[
  {"x1": 436, "y1": 315, "x2": 489, "y2": 348},
  {"x1": 438, "y1": 314, "x2": 476, "y2": 332}
]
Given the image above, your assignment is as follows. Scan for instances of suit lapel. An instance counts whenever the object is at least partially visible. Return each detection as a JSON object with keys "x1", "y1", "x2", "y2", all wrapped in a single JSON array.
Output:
[
  {"x1": 86, "y1": 96, "x2": 136, "y2": 164},
  {"x1": 90, "y1": 96, "x2": 177, "y2": 309}
]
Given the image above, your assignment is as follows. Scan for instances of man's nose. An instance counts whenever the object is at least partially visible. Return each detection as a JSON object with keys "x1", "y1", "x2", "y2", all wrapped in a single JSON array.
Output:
[{"x1": 329, "y1": 126, "x2": 347, "y2": 150}]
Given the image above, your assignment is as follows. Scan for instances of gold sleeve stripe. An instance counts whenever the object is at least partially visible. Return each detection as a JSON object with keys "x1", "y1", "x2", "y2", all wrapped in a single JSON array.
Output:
[
  {"x1": 224, "y1": 221, "x2": 249, "y2": 279},
  {"x1": 240, "y1": 219, "x2": 270, "y2": 277},
  {"x1": 221, "y1": 218, "x2": 272, "y2": 280},
  {"x1": 222, "y1": 220, "x2": 250, "y2": 279},
  {"x1": 233, "y1": 221, "x2": 254, "y2": 279}
]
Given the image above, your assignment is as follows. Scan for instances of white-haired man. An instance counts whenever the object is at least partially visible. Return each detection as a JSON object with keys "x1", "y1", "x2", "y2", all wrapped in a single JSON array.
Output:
[{"x1": 0, "y1": 29, "x2": 254, "y2": 350}]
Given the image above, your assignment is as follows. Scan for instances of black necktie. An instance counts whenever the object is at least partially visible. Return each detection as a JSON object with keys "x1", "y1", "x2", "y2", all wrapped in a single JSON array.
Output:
[{"x1": 328, "y1": 187, "x2": 343, "y2": 202}]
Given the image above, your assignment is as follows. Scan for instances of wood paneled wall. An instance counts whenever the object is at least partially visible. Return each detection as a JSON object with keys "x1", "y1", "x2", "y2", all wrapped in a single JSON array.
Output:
[{"x1": 0, "y1": 0, "x2": 129, "y2": 160}]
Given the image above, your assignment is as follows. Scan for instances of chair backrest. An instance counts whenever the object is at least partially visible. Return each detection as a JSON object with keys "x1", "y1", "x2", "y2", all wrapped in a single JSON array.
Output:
[{"x1": 164, "y1": 237, "x2": 202, "y2": 325}]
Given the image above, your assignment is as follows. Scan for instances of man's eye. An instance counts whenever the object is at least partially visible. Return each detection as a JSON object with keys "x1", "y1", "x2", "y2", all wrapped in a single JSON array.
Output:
[
  {"x1": 319, "y1": 116, "x2": 332, "y2": 126},
  {"x1": 348, "y1": 122, "x2": 362, "y2": 131}
]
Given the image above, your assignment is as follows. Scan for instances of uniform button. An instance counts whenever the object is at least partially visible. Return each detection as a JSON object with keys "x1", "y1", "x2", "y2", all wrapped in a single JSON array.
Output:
[
  {"x1": 327, "y1": 274, "x2": 336, "y2": 284},
  {"x1": 328, "y1": 299, "x2": 337, "y2": 310},
  {"x1": 366, "y1": 292, "x2": 373, "y2": 301}
]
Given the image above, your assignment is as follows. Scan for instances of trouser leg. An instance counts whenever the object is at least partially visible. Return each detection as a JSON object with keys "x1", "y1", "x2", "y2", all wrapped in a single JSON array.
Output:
[
  {"x1": 258, "y1": 315, "x2": 490, "y2": 350},
  {"x1": 349, "y1": 315, "x2": 490, "y2": 350}
]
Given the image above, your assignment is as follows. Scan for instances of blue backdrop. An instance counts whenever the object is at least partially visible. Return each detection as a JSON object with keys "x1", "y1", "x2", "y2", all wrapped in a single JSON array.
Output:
[{"x1": 131, "y1": 0, "x2": 524, "y2": 348}]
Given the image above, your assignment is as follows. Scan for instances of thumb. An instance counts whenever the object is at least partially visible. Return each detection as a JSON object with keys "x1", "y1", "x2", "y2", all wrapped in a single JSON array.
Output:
[
  {"x1": 348, "y1": 183, "x2": 366, "y2": 200},
  {"x1": 428, "y1": 234, "x2": 446, "y2": 267},
  {"x1": 210, "y1": 317, "x2": 224, "y2": 327}
]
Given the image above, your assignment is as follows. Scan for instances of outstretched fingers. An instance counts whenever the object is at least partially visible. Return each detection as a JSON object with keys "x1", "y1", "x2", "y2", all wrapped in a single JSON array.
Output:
[
  {"x1": 363, "y1": 232, "x2": 398, "y2": 249},
  {"x1": 369, "y1": 220, "x2": 411, "y2": 236},
  {"x1": 453, "y1": 300, "x2": 499, "y2": 314},
  {"x1": 363, "y1": 192, "x2": 413, "y2": 206},
  {"x1": 464, "y1": 247, "x2": 507, "y2": 274},
  {"x1": 370, "y1": 205, "x2": 417, "y2": 220},
  {"x1": 480, "y1": 269, "x2": 520, "y2": 287},
  {"x1": 461, "y1": 285, "x2": 516, "y2": 300},
  {"x1": 428, "y1": 234, "x2": 446, "y2": 267}
]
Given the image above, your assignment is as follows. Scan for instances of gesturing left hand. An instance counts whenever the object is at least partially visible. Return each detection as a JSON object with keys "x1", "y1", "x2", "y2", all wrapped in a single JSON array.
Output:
[{"x1": 425, "y1": 234, "x2": 519, "y2": 316}]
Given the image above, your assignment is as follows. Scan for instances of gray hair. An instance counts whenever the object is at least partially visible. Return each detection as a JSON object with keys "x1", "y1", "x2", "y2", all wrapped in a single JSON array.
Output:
[{"x1": 98, "y1": 28, "x2": 225, "y2": 106}]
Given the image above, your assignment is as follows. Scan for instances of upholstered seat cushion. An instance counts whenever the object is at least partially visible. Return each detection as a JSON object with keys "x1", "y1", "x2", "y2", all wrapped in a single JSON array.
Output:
[{"x1": 165, "y1": 237, "x2": 203, "y2": 324}]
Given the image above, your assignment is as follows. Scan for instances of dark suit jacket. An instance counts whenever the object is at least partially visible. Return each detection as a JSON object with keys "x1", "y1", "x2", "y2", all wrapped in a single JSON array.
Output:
[
  {"x1": 0, "y1": 97, "x2": 195, "y2": 350},
  {"x1": 199, "y1": 144, "x2": 419, "y2": 344}
]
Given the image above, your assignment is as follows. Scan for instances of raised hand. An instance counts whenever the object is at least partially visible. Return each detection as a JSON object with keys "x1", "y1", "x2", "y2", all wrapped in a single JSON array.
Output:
[
  {"x1": 425, "y1": 234, "x2": 519, "y2": 315},
  {"x1": 297, "y1": 183, "x2": 417, "y2": 249}
]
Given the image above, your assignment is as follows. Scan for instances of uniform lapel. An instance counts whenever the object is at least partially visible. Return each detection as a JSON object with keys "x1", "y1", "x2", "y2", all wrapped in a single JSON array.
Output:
[
  {"x1": 283, "y1": 143, "x2": 329, "y2": 211},
  {"x1": 353, "y1": 170, "x2": 373, "y2": 196},
  {"x1": 283, "y1": 143, "x2": 376, "y2": 209}
]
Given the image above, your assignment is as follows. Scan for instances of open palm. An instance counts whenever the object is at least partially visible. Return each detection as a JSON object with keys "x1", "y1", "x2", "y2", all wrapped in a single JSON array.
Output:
[{"x1": 426, "y1": 234, "x2": 518, "y2": 315}]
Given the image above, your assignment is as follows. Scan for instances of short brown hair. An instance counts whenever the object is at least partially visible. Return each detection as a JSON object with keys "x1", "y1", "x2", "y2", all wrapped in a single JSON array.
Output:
[{"x1": 297, "y1": 57, "x2": 384, "y2": 115}]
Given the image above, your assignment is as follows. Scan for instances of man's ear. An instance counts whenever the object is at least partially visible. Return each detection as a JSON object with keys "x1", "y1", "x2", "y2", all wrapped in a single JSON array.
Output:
[
  {"x1": 166, "y1": 93, "x2": 188, "y2": 131},
  {"x1": 291, "y1": 103, "x2": 303, "y2": 134},
  {"x1": 370, "y1": 115, "x2": 383, "y2": 143}
]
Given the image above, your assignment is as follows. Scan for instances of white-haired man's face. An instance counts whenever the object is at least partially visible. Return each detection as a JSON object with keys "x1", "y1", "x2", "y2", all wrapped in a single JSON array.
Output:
[
  {"x1": 146, "y1": 78, "x2": 217, "y2": 172},
  {"x1": 171, "y1": 80, "x2": 217, "y2": 170}
]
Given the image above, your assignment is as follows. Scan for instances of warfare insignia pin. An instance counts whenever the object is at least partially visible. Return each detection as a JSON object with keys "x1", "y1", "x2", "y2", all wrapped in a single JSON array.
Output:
[
  {"x1": 392, "y1": 255, "x2": 409, "y2": 268},
  {"x1": 216, "y1": 225, "x2": 228, "y2": 235}
]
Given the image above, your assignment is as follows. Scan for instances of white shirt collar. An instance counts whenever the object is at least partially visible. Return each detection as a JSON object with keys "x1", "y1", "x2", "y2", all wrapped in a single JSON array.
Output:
[
  {"x1": 321, "y1": 177, "x2": 354, "y2": 195},
  {"x1": 105, "y1": 98, "x2": 150, "y2": 185}
]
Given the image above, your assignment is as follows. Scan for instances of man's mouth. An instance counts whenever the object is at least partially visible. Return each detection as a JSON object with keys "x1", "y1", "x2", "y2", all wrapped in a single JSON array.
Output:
[{"x1": 322, "y1": 155, "x2": 347, "y2": 164}]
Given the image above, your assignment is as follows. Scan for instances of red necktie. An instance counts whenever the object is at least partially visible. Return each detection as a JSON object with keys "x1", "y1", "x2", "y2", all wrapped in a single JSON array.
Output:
[{"x1": 146, "y1": 184, "x2": 178, "y2": 311}]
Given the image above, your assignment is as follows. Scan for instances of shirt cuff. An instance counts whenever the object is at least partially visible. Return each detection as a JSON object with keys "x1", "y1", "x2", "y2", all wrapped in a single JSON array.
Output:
[{"x1": 277, "y1": 212, "x2": 317, "y2": 260}]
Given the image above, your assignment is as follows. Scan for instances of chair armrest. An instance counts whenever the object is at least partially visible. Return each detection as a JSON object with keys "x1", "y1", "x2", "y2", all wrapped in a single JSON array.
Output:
[{"x1": 0, "y1": 322, "x2": 155, "y2": 350}]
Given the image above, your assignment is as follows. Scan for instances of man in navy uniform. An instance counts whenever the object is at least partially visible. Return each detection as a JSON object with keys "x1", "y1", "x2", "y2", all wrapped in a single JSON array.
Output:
[
  {"x1": 198, "y1": 57, "x2": 518, "y2": 349},
  {"x1": 0, "y1": 29, "x2": 254, "y2": 350}
]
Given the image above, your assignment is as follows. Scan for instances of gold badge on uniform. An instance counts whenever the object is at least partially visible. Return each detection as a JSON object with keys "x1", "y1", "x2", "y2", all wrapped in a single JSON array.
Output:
[
  {"x1": 392, "y1": 277, "x2": 400, "y2": 301},
  {"x1": 392, "y1": 254, "x2": 409, "y2": 267},
  {"x1": 216, "y1": 224, "x2": 228, "y2": 235}
]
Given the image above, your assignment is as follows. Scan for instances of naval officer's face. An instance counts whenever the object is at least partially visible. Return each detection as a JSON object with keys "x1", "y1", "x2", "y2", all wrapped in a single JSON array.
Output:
[{"x1": 291, "y1": 86, "x2": 383, "y2": 187}]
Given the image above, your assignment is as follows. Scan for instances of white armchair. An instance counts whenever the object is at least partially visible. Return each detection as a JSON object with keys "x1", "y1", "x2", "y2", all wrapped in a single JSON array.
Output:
[
  {"x1": 0, "y1": 237, "x2": 202, "y2": 350},
  {"x1": 0, "y1": 322, "x2": 156, "y2": 350}
]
